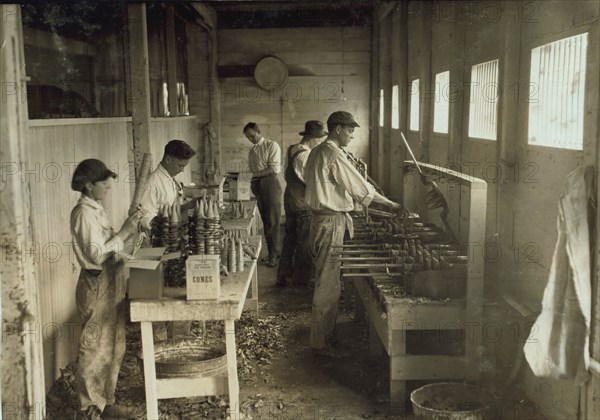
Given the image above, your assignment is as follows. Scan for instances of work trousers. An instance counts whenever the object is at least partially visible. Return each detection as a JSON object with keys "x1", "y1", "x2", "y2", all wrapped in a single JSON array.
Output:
[
  {"x1": 75, "y1": 263, "x2": 126, "y2": 412},
  {"x1": 277, "y1": 208, "x2": 312, "y2": 286},
  {"x1": 308, "y1": 213, "x2": 346, "y2": 349},
  {"x1": 251, "y1": 173, "x2": 283, "y2": 259}
]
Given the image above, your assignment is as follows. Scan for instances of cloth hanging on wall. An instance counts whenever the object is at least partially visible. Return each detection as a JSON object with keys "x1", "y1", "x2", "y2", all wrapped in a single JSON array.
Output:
[{"x1": 523, "y1": 166, "x2": 594, "y2": 384}]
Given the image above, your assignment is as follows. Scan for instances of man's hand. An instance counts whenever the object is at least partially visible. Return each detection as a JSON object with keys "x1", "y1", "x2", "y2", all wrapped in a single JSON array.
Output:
[{"x1": 389, "y1": 202, "x2": 402, "y2": 211}]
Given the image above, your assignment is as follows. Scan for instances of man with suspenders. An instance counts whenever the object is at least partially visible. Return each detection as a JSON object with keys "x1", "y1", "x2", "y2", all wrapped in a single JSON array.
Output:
[{"x1": 276, "y1": 121, "x2": 327, "y2": 287}]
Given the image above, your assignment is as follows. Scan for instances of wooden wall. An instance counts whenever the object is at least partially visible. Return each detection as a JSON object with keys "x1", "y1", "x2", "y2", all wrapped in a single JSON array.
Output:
[
  {"x1": 389, "y1": 1, "x2": 600, "y2": 418},
  {"x1": 217, "y1": 26, "x2": 371, "y2": 174},
  {"x1": 28, "y1": 116, "x2": 199, "y2": 390}
]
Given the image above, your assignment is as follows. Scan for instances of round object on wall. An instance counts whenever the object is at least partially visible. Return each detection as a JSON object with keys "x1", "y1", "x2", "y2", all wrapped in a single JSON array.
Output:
[{"x1": 254, "y1": 56, "x2": 288, "y2": 90}]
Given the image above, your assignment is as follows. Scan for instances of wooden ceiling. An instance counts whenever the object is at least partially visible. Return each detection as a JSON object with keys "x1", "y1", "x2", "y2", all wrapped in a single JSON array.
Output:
[{"x1": 206, "y1": 0, "x2": 374, "y2": 28}]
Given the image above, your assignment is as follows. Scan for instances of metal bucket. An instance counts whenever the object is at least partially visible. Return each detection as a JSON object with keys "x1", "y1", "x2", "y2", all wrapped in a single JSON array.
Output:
[
  {"x1": 137, "y1": 338, "x2": 226, "y2": 379},
  {"x1": 411, "y1": 382, "x2": 498, "y2": 420}
]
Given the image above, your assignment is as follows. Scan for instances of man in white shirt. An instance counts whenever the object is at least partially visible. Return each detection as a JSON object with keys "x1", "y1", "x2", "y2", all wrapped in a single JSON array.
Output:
[
  {"x1": 137, "y1": 139, "x2": 196, "y2": 341},
  {"x1": 70, "y1": 159, "x2": 141, "y2": 420},
  {"x1": 244, "y1": 122, "x2": 283, "y2": 267},
  {"x1": 138, "y1": 139, "x2": 197, "y2": 229},
  {"x1": 276, "y1": 120, "x2": 327, "y2": 288},
  {"x1": 305, "y1": 111, "x2": 403, "y2": 353}
]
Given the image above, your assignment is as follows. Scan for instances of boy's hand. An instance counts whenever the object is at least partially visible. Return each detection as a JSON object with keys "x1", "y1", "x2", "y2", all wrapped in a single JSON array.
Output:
[{"x1": 123, "y1": 210, "x2": 142, "y2": 234}]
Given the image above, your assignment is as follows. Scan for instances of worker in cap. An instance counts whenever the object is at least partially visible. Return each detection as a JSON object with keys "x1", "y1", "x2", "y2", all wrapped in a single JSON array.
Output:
[
  {"x1": 70, "y1": 159, "x2": 141, "y2": 419},
  {"x1": 304, "y1": 111, "x2": 404, "y2": 355},
  {"x1": 244, "y1": 122, "x2": 284, "y2": 268},
  {"x1": 276, "y1": 120, "x2": 328, "y2": 288},
  {"x1": 137, "y1": 139, "x2": 197, "y2": 341}
]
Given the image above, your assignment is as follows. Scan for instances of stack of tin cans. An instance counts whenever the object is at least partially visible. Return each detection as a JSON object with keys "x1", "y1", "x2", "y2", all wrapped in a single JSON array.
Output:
[{"x1": 163, "y1": 203, "x2": 187, "y2": 287}]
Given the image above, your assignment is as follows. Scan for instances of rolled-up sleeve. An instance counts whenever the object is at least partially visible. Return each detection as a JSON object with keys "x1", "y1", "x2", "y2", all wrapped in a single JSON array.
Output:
[
  {"x1": 334, "y1": 155, "x2": 375, "y2": 207},
  {"x1": 139, "y1": 183, "x2": 159, "y2": 229},
  {"x1": 73, "y1": 210, "x2": 124, "y2": 266},
  {"x1": 267, "y1": 142, "x2": 281, "y2": 174}
]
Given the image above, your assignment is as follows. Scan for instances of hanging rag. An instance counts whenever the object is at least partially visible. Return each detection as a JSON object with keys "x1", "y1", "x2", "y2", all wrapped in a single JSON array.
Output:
[{"x1": 523, "y1": 166, "x2": 594, "y2": 384}]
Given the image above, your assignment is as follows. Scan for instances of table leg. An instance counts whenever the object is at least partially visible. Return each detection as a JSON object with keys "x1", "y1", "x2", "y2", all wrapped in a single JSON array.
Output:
[
  {"x1": 225, "y1": 320, "x2": 240, "y2": 419},
  {"x1": 251, "y1": 264, "x2": 259, "y2": 319},
  {"x1": 390, "y1": 329, "x2": 407, "y2": 415},
  {"x1": 141, "y1": 321, "x2": 159, "y2": 419}
]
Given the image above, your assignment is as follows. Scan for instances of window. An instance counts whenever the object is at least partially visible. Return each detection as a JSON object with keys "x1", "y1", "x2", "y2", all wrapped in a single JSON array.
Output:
[
  {"x1": 468, "y1": 59, "x2": 499, "y2": 140},
  {"x1": 379, "y1": 89, "x2": 385, "y2": 127},
  {"x1": 147, "y1": 4, "x2": 191, "y2": 117},
  {"x1": 528, "y1": 33, "x2": 588, "y2": 150},
  {"x1": 433, "y1": 71, "x2": 449, "y2": 134},
  {"x1": 22, "y1": 3, "x2": 128, "y2": 118},
  {"x1": 391, "y1": 84, "x2": 399, "y2": 129},
  {"x1": 409, "y1": 79, "x2": 420, "y2": 131}
]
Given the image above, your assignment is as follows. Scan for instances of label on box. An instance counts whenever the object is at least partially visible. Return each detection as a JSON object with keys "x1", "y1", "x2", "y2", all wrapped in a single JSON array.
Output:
[{"x1": 186, "y1": 255, "x2": 220, "y2": 300}]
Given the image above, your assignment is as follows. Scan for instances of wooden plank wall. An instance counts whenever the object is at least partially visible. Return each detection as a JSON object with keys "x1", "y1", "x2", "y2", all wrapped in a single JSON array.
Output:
[
  {"x1": 28, "y1": 116, "x2": 200, "y2": 390},
  {"x1": 217, "y1": 26, "x2": 371, "y2": 174}
]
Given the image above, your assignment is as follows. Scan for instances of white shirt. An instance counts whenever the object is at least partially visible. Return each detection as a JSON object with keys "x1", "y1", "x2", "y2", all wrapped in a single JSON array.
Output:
[
  {"x1": 248, "y1": 137, "x2": 281, "y2": 175},
  {"x1": 289, "y1": 143, "x2": 311, "y2": 183},
  {"x1": 70, "y1": 195, "x2": 125, "y2": 270},
  {"x1": 305, "y1": 139, "x2": 375, "y2": 212},
  {"x1": 139, "y1": 164, "x2": 182, "y2": 228}
]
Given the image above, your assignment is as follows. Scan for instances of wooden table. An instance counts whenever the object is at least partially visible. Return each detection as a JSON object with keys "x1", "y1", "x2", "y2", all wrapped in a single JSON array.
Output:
[{"x1": 130, "y1": 236, "x2": 262, "y2": 420}]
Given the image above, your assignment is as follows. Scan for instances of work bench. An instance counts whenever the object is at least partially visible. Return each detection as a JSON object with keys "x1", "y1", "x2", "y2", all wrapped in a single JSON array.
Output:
[
  {"x1": 130, "y1": 235, "x2": 262, "y2": 420},
  {"x1": 349, "y1": 162, "x2": 488, "y2": 412}
]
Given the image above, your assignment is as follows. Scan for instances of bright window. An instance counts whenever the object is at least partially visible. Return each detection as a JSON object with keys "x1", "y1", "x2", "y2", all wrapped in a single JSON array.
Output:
[
  {"x1": 433, "y1": 71, "x2": 449, "y2": 134},
  {"x1": 379, "y1": 89, "x2": 385, "y2": 127},
  {"x1": 468, "y1": 59, "x2": 499, "y2": 140},
  {"x1": 409, "y1": 79, "x2": 419, "y2": 131},
  {"x1": 528, "y1": 33, "x2": 588, "y2": 150},
  {"x1": 391, "y1": 84, "x2": 399, "y2": 129}
]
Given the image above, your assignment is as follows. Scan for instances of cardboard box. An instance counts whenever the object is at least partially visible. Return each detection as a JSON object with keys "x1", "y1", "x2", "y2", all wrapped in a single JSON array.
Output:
[
  {"x1": 186, "y1": 254, "x2": 221, "y2": 300},
  {"x1": 183, "y1": 177, "x2": 226, "y2": 204},
  {"x1": 126, "y1": 247, "x2": 179, "y2": 299},
  {"x1": 227, "y1": 173, "x2": 251, "y2": 201}
]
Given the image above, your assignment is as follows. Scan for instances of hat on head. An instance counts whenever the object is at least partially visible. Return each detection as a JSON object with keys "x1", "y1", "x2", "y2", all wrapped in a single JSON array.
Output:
[
  {"x1": 299, "y1": 120, "x2": 328, "y2": 137},
  {"x1": 164, "y1": 139, "x2": 196, "y2": 159},
  {"x1": 326, "y1": 111, "x2": 360, "y2": 128},
  {"x1": 71, "y1": 159, "x2": 117, "y2": 192}
]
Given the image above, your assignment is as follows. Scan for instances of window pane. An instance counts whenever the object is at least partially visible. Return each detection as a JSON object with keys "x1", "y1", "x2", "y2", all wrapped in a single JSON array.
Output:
[
  {"x1": 433, "y1": 71, "x2": 449, "y2": 134},
  {"x1": 528, "y1": 33, "x2": 588, "y2": 150},
  {"x1": 147, "y1": 4, "x2": 170, "y2": 117},
  {"x1": 379, "y1": 89, "x2": 385, "y2": 127},
  {"x1": 468, "y1": 59, "x2": 499, "y2": 140},
  {"x1": 22, "y1": 3, "x2": 128, "y2": 118},
  {"x1": 391, "y1": 85, "x2": 399, "y2": 129},
  {"x1": 409, "y1": 79, "x2": 419, "y2": 131}
]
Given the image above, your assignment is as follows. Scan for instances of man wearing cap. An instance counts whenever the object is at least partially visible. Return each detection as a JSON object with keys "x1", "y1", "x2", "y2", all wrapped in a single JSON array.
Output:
[
  {"x1": 137, "y1": 139, "x2": 196, "y2": 341},
  {"x1": 244, "y1": 122, "x2": 283, "y2": 268},
  {"x1": 70, "y1": 159, "x2": 141, "y2": 419},
  {"x1": 276, "y1": 120, "x2": 327, "y2": 288},
  {"x1": 305, "y1": 111, "x2": 404, "y2": 353}
]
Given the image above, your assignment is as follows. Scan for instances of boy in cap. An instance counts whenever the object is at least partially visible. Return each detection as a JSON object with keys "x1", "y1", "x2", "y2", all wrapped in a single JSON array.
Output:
[
  {"x1": 137, "y1": 139, "x2": 197, "y2": 340},
  {"x1": 305, "y1": 111, "x2": 404, "y2": 354},
  {"x1": 276, "y1": 120, "x2": 327, "y2": 288},
  {"x1": 70, "y1": 159, "x2": 141, "y2": 419}
]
